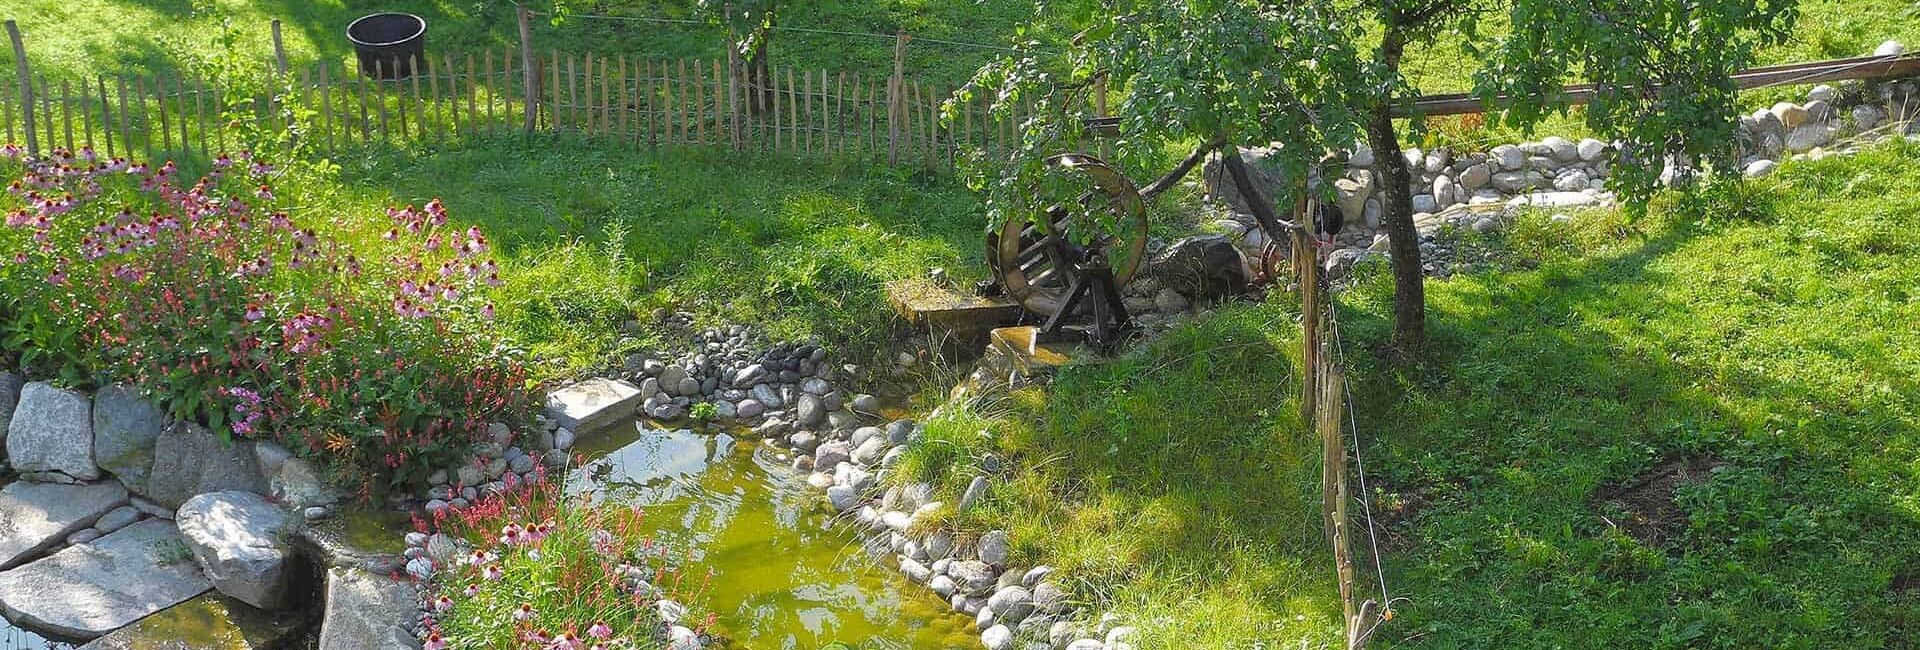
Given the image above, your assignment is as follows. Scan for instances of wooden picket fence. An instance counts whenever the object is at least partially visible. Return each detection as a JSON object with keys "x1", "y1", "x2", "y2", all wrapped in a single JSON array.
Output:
[{"x1": 2, "y1": 18, "x2": 1041, "y2": 169}]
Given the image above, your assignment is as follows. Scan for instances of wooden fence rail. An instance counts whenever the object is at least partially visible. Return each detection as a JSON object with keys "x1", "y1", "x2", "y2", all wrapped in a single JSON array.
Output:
[{"x1": 2, "y1": 20, "x2": 1055, "y2": 169}]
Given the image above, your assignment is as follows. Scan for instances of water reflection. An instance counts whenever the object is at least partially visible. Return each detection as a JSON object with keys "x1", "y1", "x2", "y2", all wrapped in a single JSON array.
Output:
[{"x1": 567, "y1": 422, "x2": 974, "y2": 650}]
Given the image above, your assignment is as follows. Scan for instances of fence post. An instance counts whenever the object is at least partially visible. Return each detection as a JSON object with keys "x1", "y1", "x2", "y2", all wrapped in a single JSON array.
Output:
[
  {"x1": 887, "y1": 31, "x2": 908, "y2": 165},
  {"x1": 517, "y1": 4, "x2": 538, "y2": 133},
  {"x1": 271, "y1": 20, "x2": 288, "y2": 74},
  {"x1": 6, "y1": 20, "x2": 35, "y2": 156},
  {"x1": 726, "y1": 40, "x2": 740, "y2": 149}
]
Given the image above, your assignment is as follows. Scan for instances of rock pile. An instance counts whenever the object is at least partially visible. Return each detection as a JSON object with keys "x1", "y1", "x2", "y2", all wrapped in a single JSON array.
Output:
[
  {"x1": 781, "y1": 414, "x2": 1131, "y2": 650},
  {"x1": 1202, "y1": 39, "x2": 1917, "y2": 279},
  {"x1": 0, "y1": 376, "x2": 423, "y2": 647}
]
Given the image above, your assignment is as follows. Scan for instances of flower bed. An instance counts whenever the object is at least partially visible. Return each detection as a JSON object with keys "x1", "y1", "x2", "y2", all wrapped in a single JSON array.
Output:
[
  {"x1": 0, "y1": 146, "x2": 530, "y2": 495},
  {"x1": 414, "y1": 471, "x2": 712, "y2": 650}
]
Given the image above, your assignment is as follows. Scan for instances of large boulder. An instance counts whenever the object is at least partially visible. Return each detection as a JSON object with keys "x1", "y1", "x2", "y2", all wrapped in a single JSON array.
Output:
[
  {"x1": 0, "y1": 519, "x2": 211, "y2": 640},
  {"x1": 91, "y1": 385, "x2": 167, "y2": 495},
  {"x1": 0, "y1": 371, "x2": 22, "y2": 449},
  {"x1": 317, "y1": 568, "x2": 420, "y2": 650},
  {"x1": 144, "y1": 422, "x2": 267, "y2": 509},
  {"x1": 0, "y1": 481, "x2": 129, "y2": 570},
  {"x1": 257, "y1": 443, "x2": 343, "y2": 510},
  {"x1": 8, "y1": 382, "x2": 99, "y2": 483},
  {"x1": 1202, "y1": 147, "x2": 1285, "y2": 215},
  {"x1": 1142, "y1": 236, "x2": 1248, "y2": 303},
  {"x1": 176, "y1": 491, "x2": 298, "y2": 610}
]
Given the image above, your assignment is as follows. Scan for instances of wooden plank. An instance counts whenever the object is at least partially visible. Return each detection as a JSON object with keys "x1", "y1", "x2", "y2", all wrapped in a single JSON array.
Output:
[
  {"x1": 696, "y1": 59, "x2": 709, "y2": 145},
  {"x1": 356, "y1": 62, "x2": 372, "y2": 144},
  {"x1": 605, "y1": 55, "x2": 616, "y2": 135},
  {"x1": 61, "y1": 79, "x2": 75, "y2": 151},
  {"x1": 318, "y1": 62, "x2": 334, "y2": 150},
  {"x1": 785, "y1": 66, "x2": 796, "y2": 152},
  {"x1": 677, "y1": 59, "x2": 690, "y2": 145},
  {"x1": 1, "y1": 78, "x2": 12, "y2": 148},
  {"x1": 5, "y1": 20, "x2": 35, "y2": 156},
  {"x1": 801, "y1": 66, "x2": 811, "y2": 154},
  {"x1": 567, "y1": 52, "x2": 579, "y2": 131},
  {"x1": 618, "y1": 55, "x2": 629, "y2": 140},
  {"x1": 375, "y1": 60, "x2": 391, "y2": 143},
  {"x1": 768, "y1": 60, "x2": 779, "y2": 152},
  {"x1": 187, "y1": 77, "x2": 203, "y2": 155},
  {"x1": 580, "y1": 53, "x2": 593, "y2": 133},
  {"x1": 95, "y1": 76, "x2": 112, "y2": 156},
  {"x1": 155, "y1": 76, "x2": 172, "y2": 153},
  {"x1": 466, "y1": 53, "x2": 478, "y2": 136},
  {"x1": 394, "y1": 59, "x2": 410, "y2": 140},
  {"x1": 448, "y1": 53, "x2": 464, "y2": 137},
  {"x1": 866, "y1": 81, "x2": 877, "y2": 157},
  {"x1": 834, "y1": 71, "x2": 844, "y2": 155},
  {"x1": 547, "y1": 50, "x2": 560, "y2": 131},
  {"x1": 711, "y1": 59, "x2": 722, "y2": 146},
  {"x1": 427, "y1": 54, "x2": 443, "y2": 140},
  {"x1": 643, "y1": 59, "x2": 655, "y2": 147},
  {"x1": 83, "y1": 78, "x2": 99, "y2": 154},
  {"x1": 210, "y1": 79, "x2": 225, "y2": 154},
  {"x1": 485, "y1": 49, "x2": 497, "y2": 126},
  {"x1": 408, "y1": 55, "x2": 423, "y2": 141}
]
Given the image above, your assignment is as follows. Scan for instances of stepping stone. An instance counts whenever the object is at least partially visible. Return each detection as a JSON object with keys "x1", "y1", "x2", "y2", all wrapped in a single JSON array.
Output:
[
  {"x1": 76, "y1": 592, "x2": 308, "y2": 650},
  {"x1": 0, "y1": 519, "x2": 211, "y2": 640},
  {"x1": 316, "y1": 567, "x2": 418, "y2": 650},
  {"x1": 0, "y1": 481, "x2": 129, "y2": 570},
  {"x1": 544, "y1": 378, "x2": 644, "y2": 433},
  {"x1": 176, "y1": 491, "x2": 296, "y2": 610}
]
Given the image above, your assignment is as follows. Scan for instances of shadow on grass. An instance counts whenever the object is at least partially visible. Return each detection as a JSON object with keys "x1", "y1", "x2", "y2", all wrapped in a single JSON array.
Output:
[{"x1": 1338, "y1": 149, "x2": 1920, "y2": 648}]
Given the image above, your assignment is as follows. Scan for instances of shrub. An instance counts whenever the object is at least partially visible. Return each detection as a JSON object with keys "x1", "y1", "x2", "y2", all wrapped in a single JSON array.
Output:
[
  {"x1": 421, "y1": 474, "x2": 712, "y2": 650},
  {"x1": 0, "y1": 146, "x2": 530, "y2": 496}
]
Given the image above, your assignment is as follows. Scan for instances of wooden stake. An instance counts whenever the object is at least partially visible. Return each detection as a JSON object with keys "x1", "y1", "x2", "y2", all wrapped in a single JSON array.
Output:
[
  {"x1": 6, "y1": 21, "x2": 36, "y2": 156},
  {"x1": 486, "y1": 49, "x2": 497, "y2": 126},
  {"x1": 60, "y1": 79, "x2": 75, "y2": 151},
  {"x1": 888, "y1": 32, "x2": 908, "y2": 165},
  {"x1": 156, "y1": 76, "x2": 173, "y2": 153},
  {"x1": 517, "y1": 3, "x2": 537, "y2": 133},
  {"x1": 96, "y1": 78, "x2": 116, "y2": 157},
  {"x1": 785, "y1": 66, "x2": 796, "y2": 152}
]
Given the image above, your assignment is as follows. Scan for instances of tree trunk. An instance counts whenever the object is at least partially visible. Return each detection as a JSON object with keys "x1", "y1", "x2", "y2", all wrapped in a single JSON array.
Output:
[
  {"x1": 747, "y1": 9, "x2": 775, "y2": 115},
  {"x1": 1367, "y1": 23, "x2": 1426, "y2": 359}
]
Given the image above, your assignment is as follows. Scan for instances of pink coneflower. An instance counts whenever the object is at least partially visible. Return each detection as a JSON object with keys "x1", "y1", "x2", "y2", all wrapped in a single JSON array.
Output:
[
  {"x1": 463, "y1": 583, "x2": 480, "y2": 598},
  {"x1": 244, "y1": 304, "x2": 264, "y2": 322},
  {"x1": 484, "y1": 565, "x2": 504, "y2": 581},
  {"x1": 513, "y1": 603, "x2": 535, "y2": 621},
  {"x1": 432, "y1": 595, "x2": 454, "y2": 613},
  {"x1": 423, "y1": 633, "x2": 446, "y2": 650},
  {"x1": 551, "y1": 631, "x2": 584, "y2": 650},
  {"x1": 586, "y1": 622, "x2": 612, "y2": 639}
]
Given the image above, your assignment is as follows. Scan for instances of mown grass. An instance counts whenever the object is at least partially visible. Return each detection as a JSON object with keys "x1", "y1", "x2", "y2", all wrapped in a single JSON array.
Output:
[
  {"x1": 892, "y1": 303, "x2": 1346, "y2": 649},
  {"x1": 1331, "y1": 141, "x2": 1920, "y2": 648},
  {"x1": 9, "y1": 0, "x2": 1034, "y2": 87},
  {"x1": 288, "y1": 135, "x2": 987, "y2": 374}
]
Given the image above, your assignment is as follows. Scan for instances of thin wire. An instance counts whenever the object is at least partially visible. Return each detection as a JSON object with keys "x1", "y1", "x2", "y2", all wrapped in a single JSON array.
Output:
[{"x1": 1323, "y1": 297, "x2": 1394, "y2": 615}]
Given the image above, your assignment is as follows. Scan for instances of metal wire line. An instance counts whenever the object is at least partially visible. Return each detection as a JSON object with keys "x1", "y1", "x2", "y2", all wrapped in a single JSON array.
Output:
[{"x1": 1323, "y1": 294, "x2": 1399, "y2": 629}]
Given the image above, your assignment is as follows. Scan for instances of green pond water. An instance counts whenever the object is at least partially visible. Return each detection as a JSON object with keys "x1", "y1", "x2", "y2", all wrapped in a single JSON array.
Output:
[
  {"x1": 0, "y1": 421, "x2": 971, "y2": 650},
  {"x1": 568, "y1": 421, "x2": 977, "y2": 650}
]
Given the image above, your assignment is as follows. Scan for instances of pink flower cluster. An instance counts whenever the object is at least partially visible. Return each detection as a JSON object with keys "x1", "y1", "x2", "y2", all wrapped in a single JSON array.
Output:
[
  {"x1": 380, "y1": 198, "x2": 501, "y2": 321},
  {"x1": 218, "y1": 386, "x2": 266, "y2": 437}
]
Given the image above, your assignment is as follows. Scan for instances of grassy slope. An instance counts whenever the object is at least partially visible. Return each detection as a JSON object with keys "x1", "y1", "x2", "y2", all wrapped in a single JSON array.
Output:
[
  {"x1": 298, "y1": 136, "x2": 985, "y2": 373},
  {"x1": 1335, "y1": 142, "x2": 1920, "y2": 648},
  {"x1": 10, "y1": 0, "x2": 1031, "y2": 87},
  {"x1": 897, "y1": 302, "x2": 1345, "y2": 649}
]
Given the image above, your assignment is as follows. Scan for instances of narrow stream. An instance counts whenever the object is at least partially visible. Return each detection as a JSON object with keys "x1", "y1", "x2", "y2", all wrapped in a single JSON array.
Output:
[{"x1": 569, "y1": 421, "x2": 976, "y2": 650}]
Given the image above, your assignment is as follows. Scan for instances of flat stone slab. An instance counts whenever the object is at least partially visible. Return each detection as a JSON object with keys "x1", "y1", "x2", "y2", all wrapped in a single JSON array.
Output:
[
  {"x1": 176, "y1": 491, "x2": 296, "y2": 610},
  {"x1": 76, "y1": 592, "x2": 309, "y2": 650},
  {"x1": 316, "y1": 568, "x2": 419, "y2": 650},
  {"x1": 0, "y1": 481, "x2": 129, "y2": 570},
  {"x1": 544, "y1": 378, "x2": 644, "y2": 433},
  {"x1": 0, "y1": 519, "x2": 211, "y2": 640}
]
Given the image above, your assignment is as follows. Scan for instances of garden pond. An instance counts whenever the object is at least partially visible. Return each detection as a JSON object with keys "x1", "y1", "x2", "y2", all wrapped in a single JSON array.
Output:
[{"x1": 0, "y1": 419, "x2": 972, "y2": 650}]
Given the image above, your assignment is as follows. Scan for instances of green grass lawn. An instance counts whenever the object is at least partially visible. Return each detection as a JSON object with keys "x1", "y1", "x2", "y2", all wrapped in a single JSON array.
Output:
[
  {"x1": 894, "y1": 302, "x2": 1346, "y2": 649},
  {"x1": 290, "y1": 135, "x2": 987, "y2": 374},
  {"x1": 1334, "y1": 141, "x2": 1920, "y2": 648},
  {"x1": 8, "y1": 0, "x2": 1033, "y2": 87}
]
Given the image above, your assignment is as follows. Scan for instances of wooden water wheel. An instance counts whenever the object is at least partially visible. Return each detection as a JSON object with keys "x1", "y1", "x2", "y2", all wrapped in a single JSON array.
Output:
[{"x1": 988, "y1": 153, "x2": 1150, "y2": 321}]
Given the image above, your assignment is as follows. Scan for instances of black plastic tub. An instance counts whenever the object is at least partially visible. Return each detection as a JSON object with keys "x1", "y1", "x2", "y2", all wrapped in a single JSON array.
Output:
[{"x1": 346, "y1": 13, "x2": 427, "y2": 79}]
